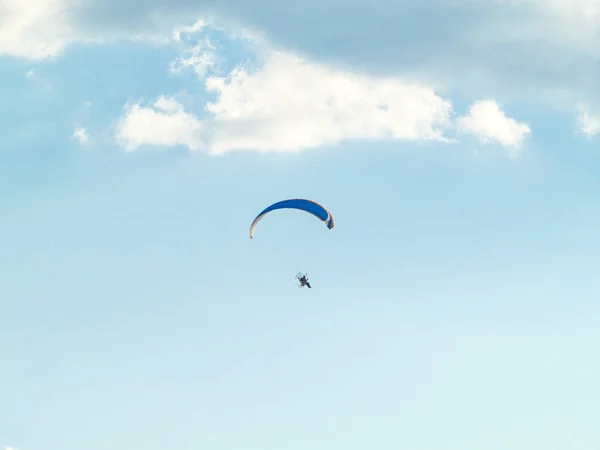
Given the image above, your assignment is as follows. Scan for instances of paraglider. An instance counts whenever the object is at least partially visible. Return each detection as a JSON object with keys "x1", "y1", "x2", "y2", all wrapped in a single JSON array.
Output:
[{"x1": 249, "y1": 198, "x2": 334, "y2": 289}]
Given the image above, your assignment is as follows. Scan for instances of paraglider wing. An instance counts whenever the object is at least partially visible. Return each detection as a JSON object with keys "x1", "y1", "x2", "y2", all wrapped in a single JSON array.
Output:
[{"x1": 249, "y1": 198, "x2": 334, "y2": 239}]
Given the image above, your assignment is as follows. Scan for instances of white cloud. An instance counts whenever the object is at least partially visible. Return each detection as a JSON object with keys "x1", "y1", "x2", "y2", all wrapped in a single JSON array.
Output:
[
  {"x1": 0, "y1": 1, "x2": 204, "y2": 59},
  {"x1": 115, "y1": 96, "x2": 204, "y2": 151},
  {"x1": 456, "y1": 100, "x2": 531, "y2": 154},
  {"x1": 2, "y1": 0, "x2": 600, "y2": 109},
  {"x1": 2, "y1": 0, "x2": 598, "y2": 126},
  {"x1": 71, "y1": 127, "x2": 90, "y2": 144},
  {"x1": 202, "y1": 50, "x2": 454, "y2": 153},
  {"x1": 0, "y1": 0, "x2": 72, "y2": 59},
  {"x1": 117, "y1": 50, "x2": 534, "y2": 156},
  {"x1": 25, "y1": 69, "x2": 36, "y2": 80},
  {"x1": 576, "y1": 109, "x2": 600, "y2": 138}
]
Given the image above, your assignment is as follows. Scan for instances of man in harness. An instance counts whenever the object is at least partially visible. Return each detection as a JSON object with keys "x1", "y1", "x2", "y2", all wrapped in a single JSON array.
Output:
[{"x1": 296, "y1": 272, "x2": 312, "y2": 288}]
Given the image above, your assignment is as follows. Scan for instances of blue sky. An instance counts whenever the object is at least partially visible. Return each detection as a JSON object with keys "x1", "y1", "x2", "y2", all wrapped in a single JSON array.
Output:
[{"x1": 2, "y1": 1, "x2": 600, "y2": 449}]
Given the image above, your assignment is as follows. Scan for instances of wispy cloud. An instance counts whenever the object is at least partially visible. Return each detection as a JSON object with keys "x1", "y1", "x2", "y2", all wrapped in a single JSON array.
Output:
[
  {"x1": 576, "y1": 109, "x2": 600, "y2": 138},
  {"x1": 172, "y1": 19, "x2": 207, "y2": 42},
  {"x1": 169, "y1": 37, "x2": 216, "y2": 79},
  {"x1": 23, "y1": 67, "x2": 54, "y2": 91},
  {"x1": 71, "y1": 127, "x2": 90, "y2": 145}
]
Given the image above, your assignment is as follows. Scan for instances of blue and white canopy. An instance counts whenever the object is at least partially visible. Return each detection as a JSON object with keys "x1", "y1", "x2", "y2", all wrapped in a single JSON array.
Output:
[{"x1": 249, "y1": 198, "x2": 335, "y2": 239}]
